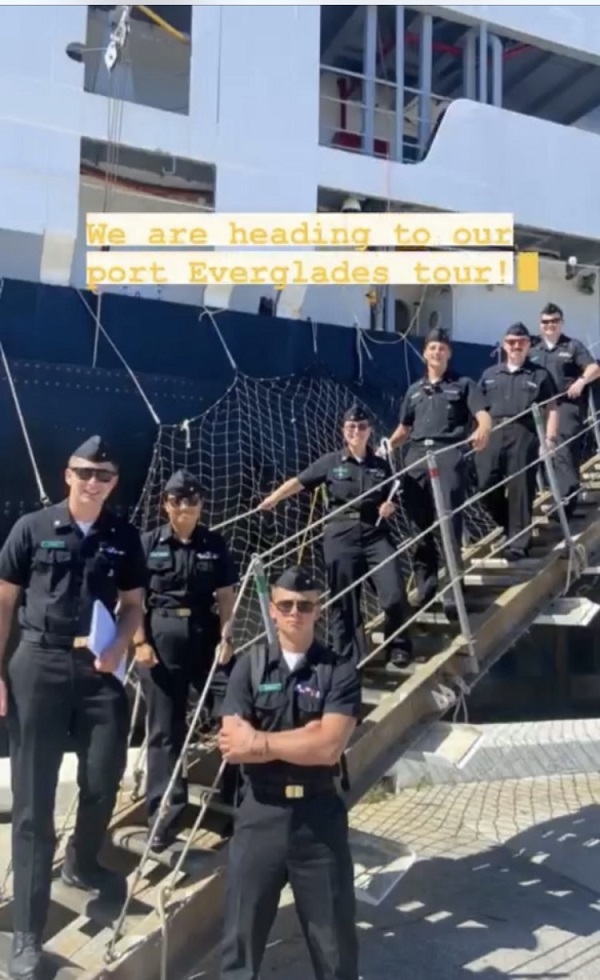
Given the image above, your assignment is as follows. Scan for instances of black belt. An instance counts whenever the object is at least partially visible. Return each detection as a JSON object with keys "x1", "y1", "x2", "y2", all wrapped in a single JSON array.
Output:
[
  {"x1": 249, "y1": 782, "x2": 336, "y2": 802},
  {"x1": 150, "y1": 607, "x2": 193, "y2": 619},
  {"x1": 493, "y1": 416, "x2": 536, "y2": 428},
  {"x1": 21, "y1": 631, "x2": 91, "y2": 651},
  {"x1": 412, "y1": 438, "x2": 462, "y2": 447}
]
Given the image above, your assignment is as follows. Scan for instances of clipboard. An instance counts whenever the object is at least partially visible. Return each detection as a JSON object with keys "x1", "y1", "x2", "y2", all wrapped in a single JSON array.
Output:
[{"x1": 88, "y1": 600, "x2": 126, "y2": 683}]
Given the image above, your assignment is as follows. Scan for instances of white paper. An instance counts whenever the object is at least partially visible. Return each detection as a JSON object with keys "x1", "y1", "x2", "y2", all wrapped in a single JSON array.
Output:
[{"x1": 88, "y1": 600, "x2": 126, "y2": 683}]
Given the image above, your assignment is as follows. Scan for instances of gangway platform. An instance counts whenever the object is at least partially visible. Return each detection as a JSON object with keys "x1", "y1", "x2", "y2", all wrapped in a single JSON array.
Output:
[{"x1": 1, "y1": 462, "x2": 600, "y2": 980}]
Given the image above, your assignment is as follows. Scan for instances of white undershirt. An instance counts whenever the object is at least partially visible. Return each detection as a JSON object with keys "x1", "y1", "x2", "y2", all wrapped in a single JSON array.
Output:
[
  {"x1": 544, "y1": 341, "x2": 556, "y2": 350},
  {"x1": 77, "y1": 521, "x2": 94, "y2": 536},
  {"x1": 282, "y1": 649, "x2": 305, "y2": 672},
  {"x1": 506, "y1": 363, "x2": 521, "y2": 374}
]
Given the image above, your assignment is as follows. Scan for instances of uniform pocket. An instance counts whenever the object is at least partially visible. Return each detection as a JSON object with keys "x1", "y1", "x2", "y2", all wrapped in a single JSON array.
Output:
[{"x1": 32, "y1": 548, "x2": 74, "y2": 592}]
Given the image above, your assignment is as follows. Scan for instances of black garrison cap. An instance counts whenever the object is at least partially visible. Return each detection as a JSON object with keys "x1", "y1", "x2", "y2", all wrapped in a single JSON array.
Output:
[
  {"x1": 343, "y1": 402, "x2": 371, "y2": 424},
  {"x1": 71, "y1": 435, "x2": 118, "y2": 467},
  {"x1": 164, "y1": 469, "x2": 205, "y2": 497},
  {"x1": 505, "y1": 322, "x2": 531, "y2": 339},
  {"x1": 424, "y1": 326, "x2": 451, "y2": 347},
  {"x1": 272, "y1": 565, "x2": 320, "y2": 593}
]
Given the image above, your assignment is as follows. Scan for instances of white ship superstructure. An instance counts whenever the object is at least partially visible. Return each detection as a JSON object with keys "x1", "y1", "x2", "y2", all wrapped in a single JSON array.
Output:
[{"x1": 0, "y1": 4, "x2": 600, "y2": 343}]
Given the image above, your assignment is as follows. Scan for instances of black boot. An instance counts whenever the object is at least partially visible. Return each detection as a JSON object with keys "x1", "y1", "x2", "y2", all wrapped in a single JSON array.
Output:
[
  {"x1": 8, "y1": 933, "x2": 42, "y2": 980},
  {"x1": 61, "y1": 843, "x2": 123, "y2": 895},
  {"x1": 442, "y1": 593, "x2": 459, "y2": 622},
  {"x1": 386, "y1": 635, "x2": 415, "y2": 674}
]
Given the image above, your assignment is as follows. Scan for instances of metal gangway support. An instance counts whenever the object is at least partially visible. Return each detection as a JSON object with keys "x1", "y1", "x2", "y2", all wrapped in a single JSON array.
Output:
[{"x1": 1, "y1": 396, "x2": 600, "y2": 980}]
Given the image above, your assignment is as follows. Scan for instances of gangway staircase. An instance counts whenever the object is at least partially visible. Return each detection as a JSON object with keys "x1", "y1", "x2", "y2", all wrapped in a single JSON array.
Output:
[{"x1": 1, "y1": 460, "x2": 600, "y2": 980}]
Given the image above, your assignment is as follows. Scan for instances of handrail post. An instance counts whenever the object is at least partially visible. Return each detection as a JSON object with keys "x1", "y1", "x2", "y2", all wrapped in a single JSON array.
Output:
[
  {"x1": 531, "y1": 403, "x2": 574, "y2": 548},
  {"x1": 426, "y1": 453, "x2": 478, "y2": 673},
  {"x1": 588, "y1": 386, "x2": 600, "y2": 455},
  {"x1": 252, "y1": 554, "x2": 278, "y2": 647}
]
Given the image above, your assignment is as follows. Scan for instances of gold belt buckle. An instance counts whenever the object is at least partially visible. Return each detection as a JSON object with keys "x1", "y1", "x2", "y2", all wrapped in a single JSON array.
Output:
[
  {"x1": 72, "y1": 636, "x2": 89, "y2": 650},
  {"x1": 176, "y1": 608, "x2": 192, "y2": 618},
  {"x1": 285, "y1": 785, "x2": 304, "y2": 800}
]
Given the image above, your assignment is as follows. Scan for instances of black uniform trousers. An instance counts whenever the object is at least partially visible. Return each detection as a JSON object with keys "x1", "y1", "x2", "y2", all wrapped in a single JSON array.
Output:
[
  {"x1": 475, "y1": 422, "x2": 538, "y2": 553},
  {"x1": 323, "y1": 521, "x2": 410, "y2": 664},
  {"x1": 138, "y1": 610, "x2": 221, "y2": 835},
  {"x1": 7, "y1": 639, "x2": 129, "y2": 936},
  {"x1": 553, "y1": 400, "x2": 586, "y2": 515},
  {"x1": 402, "y1": 443, "x2": 465, "y2": 600},
  {"x1": 220, "y1": 786, "x2": 358, "y2": 980}
]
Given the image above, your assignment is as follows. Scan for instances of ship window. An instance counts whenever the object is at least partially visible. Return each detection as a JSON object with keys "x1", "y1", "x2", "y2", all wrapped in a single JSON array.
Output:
[
  {"x1": 78, "y1": 5, "x2": 192, "y2": 115},
  {"x1": 394, "y1": 300, "x2": 411, "y2": 334}
]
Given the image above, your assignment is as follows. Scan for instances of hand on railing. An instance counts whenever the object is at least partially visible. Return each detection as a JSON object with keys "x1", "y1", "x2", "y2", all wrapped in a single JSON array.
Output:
[{"x1": 469, "y1": 425, "x2": 490, "y2": 453}]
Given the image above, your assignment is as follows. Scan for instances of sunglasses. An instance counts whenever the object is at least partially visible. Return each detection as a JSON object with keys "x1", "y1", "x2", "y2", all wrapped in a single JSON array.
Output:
[
  {"x1": 70, "y1": 466, "x2": 117, "y2": 484},
  {"x1": 505, "y1": 339, "x2": 528, "y2": 348},
  {"x1": 273, "y1": 599, "x2": 318, "y2": 615},
  {"x1": 344, "y1": 422, "x2": 369, "y2": 432},
  {"x1": 541, "y1": 317, "x2": 561, "y2": 325},
  {"x1": 167, "y1": 494, "x2": 202, "y2": 507}
]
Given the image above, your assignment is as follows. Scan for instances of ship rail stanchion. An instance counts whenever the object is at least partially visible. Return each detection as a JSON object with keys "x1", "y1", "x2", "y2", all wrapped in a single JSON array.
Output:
[
  {"x1": 531, "y1": 403, "x2": 574, "y2": 550},
  {"x1": 426, "y1": 452, "x2": 478, "y2": 674},
  {"x1": 375, "y1": 438, "x2": 402, "y2": 528},
  {"x1": 252, "y1": 553, "x2": 278, "y2": 647},
  {"x1": 588, "y1": 387, "x2": 600, "y2": 456}
]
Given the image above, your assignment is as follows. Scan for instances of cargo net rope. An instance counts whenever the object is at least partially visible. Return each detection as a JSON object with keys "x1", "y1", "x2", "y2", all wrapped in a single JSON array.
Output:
[{"x1": 133, "y1": 370, "x2": 498, "y2": 649}]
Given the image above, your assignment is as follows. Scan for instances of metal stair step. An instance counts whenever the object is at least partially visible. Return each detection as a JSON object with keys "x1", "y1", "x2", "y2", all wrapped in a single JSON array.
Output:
[
  {"x1": 0, "y1": 929, "x2": 83, "y2": 980},
  {"x1": 50, "y1": 876, "x2": 150, "y2": 929},
  {"x1": 463, "y1": 571, "x2": 532, "y2": 587},
  {"x1": 361, "y1": 686, "x2": 394, "y2": 707},
  {"x1": 111, "y1": 826, "x2": 216, "y2": 876},
  {"x1": 469, "y1": 556, "x2": 541, "y2": 571},
  {"x1": 187, "y1": 784, "x2": 237, "y2": 818}
]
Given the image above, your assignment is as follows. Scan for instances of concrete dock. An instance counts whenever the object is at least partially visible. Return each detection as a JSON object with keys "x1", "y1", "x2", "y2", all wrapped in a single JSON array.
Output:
[{"x1": 192, "y1": 769, "x2": 600, "y2": 979}]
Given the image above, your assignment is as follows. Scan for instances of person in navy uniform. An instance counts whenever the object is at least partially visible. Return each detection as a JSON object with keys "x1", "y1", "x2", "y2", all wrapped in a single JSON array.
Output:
[
  {"x1": 258, "y1": 405, "x2": 413, "y2": 671},
  {"x1": 132, "y1": 470, "x2": 238, "y2": 848},
  {"x1": 218, "y1": 565, "x2": 360, "y2": 980},
  {"x1": 476, "y1": 323, "x2": 559, "y2": 560},
  {"x1": 0, "y1": 436, "x2": 146, "y2": 980},
  {"x1": 384, "y1": 328, "x2": 491, "y2": 618},
  {"x1": 530, "y1": 302, "x2": 600, "y2": 517}
]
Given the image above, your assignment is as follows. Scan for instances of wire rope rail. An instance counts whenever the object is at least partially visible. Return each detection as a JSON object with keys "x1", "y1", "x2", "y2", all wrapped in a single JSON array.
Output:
[{"x1": 1, "y1": 404, "x2": 600, "y2": 980}]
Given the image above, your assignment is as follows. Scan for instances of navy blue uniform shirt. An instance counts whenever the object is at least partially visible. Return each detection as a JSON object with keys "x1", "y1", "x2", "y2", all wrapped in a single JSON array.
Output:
[
  {"x1": 399, "y1": 372, "x2": 485, "y2": 444},
  {"x1": 141, "y1": 522, "x2": 238, "y2": 617},
  {"x1": 530, "y1": 334, "x2": 595, "y2": 398},
  {"x1": 297, "y1": 449, "x2": 393, "y2": 525},
  {"x1": 222, "y1": 640, "x2": 361, "y2": 789},
  {"x1": 0, "y1": 500, "x2": 146, "y2": 639},
  {"x1": 478, "y1": 360, "x2": 558, "y2": 426}
]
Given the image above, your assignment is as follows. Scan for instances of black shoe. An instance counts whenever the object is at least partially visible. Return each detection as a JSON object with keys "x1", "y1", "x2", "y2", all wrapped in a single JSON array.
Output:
[
  {"x1": 146, "y1": 827, "x2": 176, "y2": 853},
  {"x1": 385, "y1": 653, "x2": 415, "y2": 674},
  {"x1": 504, "y1": 548, "x2": 527, "y2": 562},
  {"x1": 412, "y1": 581, "x2": 437, "y2": 609},
  {"x1": 8, "y1": 933, "x2": 42, "y2": 980},
  {"x1": 61, "y1": 858, "x2": 123, "y2": 895},
  {"x1": 442, "y1": 595, "x2": 459, "y2": 622}
]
